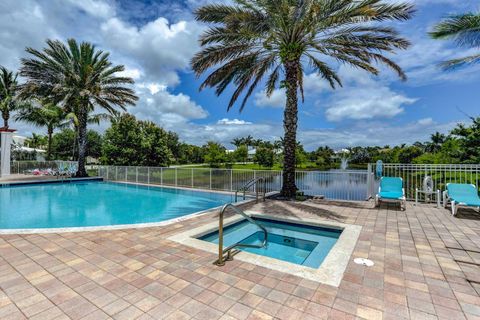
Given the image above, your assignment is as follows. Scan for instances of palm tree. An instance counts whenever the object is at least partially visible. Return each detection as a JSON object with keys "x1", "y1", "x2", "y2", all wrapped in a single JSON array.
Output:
[
  {"x1": 231, "y1": 137, "x2": 244, "y2": 148},
  {"x1": 20, "y1": 39, "x2": 138, "y2": 176},
  {"x1": 191, "y1": 0, "x2": 413, "y2": 197},
  {"x1": 0, "y1": 66, "x2": 21, "y2": 129},
  {"x1": 427, "y1": 131, "x2": 446, "y2": 153},
  {"x1": 14, "y1": 100, "x2": 66, "y2": 160},
  {"x1": 430, "y1": 12, "x2": 480, "y2": 69}
]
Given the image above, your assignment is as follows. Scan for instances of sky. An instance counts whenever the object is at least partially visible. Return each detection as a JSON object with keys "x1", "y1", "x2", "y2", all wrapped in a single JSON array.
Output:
[{"x1": 0, "y1": 0, "x2": 479, "y2": 150}]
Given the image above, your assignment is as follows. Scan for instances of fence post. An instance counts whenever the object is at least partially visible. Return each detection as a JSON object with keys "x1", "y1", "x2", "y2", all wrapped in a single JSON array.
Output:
[
  {"x1": 160, "y1": 167, "x2": 163, "y2": 185},
  {"x1": 230, "y1": 169, "x2": 233, "y2": 191},
  {"x1": 147, "y1": 167, "x2": 150, "y2": 184},
  {"x1": 115, "y1": 167, "x2": 118, "y2": 181},
  {"x1": 367, "y1": 163, "x2": 373, "y2": 200},
  {"x1": 136, "y1": 167, "x2": 138, "y2": 183},
  {"x1": 125, "y1": 167, "x2": 128, "y2": 182},
  {"x1": 175, "y1": 168, "x2": 178, "y2": 187},
  {"x1": 210, "y1": 169, "x2": 212, "y2": 189},
  {"x1": 191, "y1": 168, "x2": 194, "y2": 188}
]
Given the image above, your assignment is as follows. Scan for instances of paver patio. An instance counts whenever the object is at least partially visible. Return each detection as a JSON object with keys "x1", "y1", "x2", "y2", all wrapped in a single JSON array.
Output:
[{"x1": 1, "y1": 199, "x2": 479, "y2": 320}]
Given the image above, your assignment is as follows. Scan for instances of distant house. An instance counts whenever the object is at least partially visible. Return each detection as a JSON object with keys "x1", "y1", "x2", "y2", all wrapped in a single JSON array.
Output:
[
  {"x1": 10, "y1": 135, "x2": 46, "y2": 161},
  {"x1": 248, "y1": 148, "x2": 256, "y2": 160}
]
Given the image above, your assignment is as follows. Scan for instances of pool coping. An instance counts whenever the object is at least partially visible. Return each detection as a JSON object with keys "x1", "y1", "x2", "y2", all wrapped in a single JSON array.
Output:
[
  {"x1": 0, "y1": 176, "x2": 103, "y2": 187},
  {"x1": 0, "y1": 182, "x2": 269, "y2": 235},
  {"x1": 168, "y1": 212, "x2": 362, "y2": 287}
]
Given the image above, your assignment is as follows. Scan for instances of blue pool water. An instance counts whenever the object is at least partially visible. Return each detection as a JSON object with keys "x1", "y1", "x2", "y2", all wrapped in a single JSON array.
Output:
[
  {"x1": 200, "y1": 218, "x2": 341, "y2": 268},
  {"x1": 0, "y1": 181, "x2": 235, "y2": 229}
]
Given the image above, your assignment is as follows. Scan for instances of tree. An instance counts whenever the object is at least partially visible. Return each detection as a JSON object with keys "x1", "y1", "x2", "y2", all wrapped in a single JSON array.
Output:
[
  {"x1": 51, "y1": 128, "x2": 102, "y2": 161},
  {"x1": 14, "y1": 101, "x2": 65, "y2": 160},
  {"x1": 20, "y1": 39, "x2": 138, "y2": 177},
  {"x1": 233, "y1": 145, "x2": 248, "y2": 163},
  {"x1": 51, "y1": 129, "x2": 76, "y2": 160},
  {"x1": 397, "y1": 146, "x2": 423, "y2": 164},
  {"x1": 0, "y1": 66, "x2": 22, "y2": 129},
  {"x1": 203, "y1": 141, "x2": 226, "y2": 167},
  {"x1": 25, "y1": 133, "x2": 47, "y2": 149},
  {"x1": 177, "y1": 143, "x2": 205, "y2": 164},
  {"x1": 313, "y1": 146, "x2": 334, "y2": 169},
  {"x1": 426, "y1": 132, "x2": 446, "y2": 153},
  {"x1": 192, "y1": 0, "x2": 413, "y2": 197},
  {"x1": 450, "y1": 117, "x2": 480, "y2": 163},
  {"x1": 254, "y1": 147, "x2": 274, "y2": 167},
  {"x1": 231, "y1": 137, "x2": 244, "y2": 148},
  {"x1": 430, "y1": 12, "x2": 480, "y2": 69},
  {"x1": 102, "y1": 113, "x2": 172, "y2": 166}
]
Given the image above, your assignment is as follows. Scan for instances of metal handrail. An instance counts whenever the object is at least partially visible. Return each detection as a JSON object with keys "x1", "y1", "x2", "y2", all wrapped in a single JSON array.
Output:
[
  {"x1": 234, "y1": 177, "x2": 266, "y2": 203},
  {"x1": 214, "y1": 203, "x2": 268, "y2": 266}
]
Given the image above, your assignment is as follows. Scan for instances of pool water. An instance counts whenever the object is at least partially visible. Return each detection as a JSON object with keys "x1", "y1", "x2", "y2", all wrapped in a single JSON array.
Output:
[
  {"x1": 199, "y1": 218, "x2": 341, "y2": 268},
  {"x1": 0, "y1": 181, "x2": 235, "y2": 229}
]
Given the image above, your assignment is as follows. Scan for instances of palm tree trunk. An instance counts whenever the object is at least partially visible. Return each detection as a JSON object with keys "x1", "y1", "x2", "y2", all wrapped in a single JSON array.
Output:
[
  {"x1": 281, "y1": 60, "x2": 299, "y2": 198},
  {"x1": 76, "y1": 112, "x2": 88, "y2": 177},
  {"x1": 2, "y1": 110, "x2": 9, "y2": 129},
  {"x1": 46, "y1": 126, "x2": 53, "y2": 161}
]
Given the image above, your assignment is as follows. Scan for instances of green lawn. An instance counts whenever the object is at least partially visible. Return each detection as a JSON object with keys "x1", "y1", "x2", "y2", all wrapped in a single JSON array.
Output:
[{"x1": 186, "y1": 161, "x2": 338, "y2": 171}]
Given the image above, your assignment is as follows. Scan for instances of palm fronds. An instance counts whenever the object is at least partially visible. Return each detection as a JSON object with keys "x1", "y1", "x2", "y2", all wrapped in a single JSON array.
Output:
[
  {"x1": 430, "y1": 12, "x2": 480, "y2": 70},
  {"x1": 191, "y1": 0, "x2": 413, "y2": 111}
]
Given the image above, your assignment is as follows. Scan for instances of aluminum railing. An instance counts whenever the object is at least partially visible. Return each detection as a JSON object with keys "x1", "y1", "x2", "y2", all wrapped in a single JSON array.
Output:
[
  {"x1": 234, "y1": 177, "x2": 266, "y2": 203},
  {"x1": 214, "y1": 203, "x2": 268, "y2": 266},
  {"x1": 11, "y1": 161, "x2": 78, "y2": 174},
  {"x1": 372, "y1": 163, "x2": 480, "y2": 200},
  {"x1": 98, "y1": 165, "x2": 371, "y2": 201}
]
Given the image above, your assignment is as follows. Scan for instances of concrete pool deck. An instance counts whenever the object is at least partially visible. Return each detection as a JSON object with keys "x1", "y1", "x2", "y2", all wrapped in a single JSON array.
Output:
[{"x1": 0, "y1": 199, "x2": 479, "y2": 319}]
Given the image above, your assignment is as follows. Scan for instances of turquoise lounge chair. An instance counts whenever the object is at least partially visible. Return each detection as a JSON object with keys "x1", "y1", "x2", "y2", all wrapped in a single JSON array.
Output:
[
  {"x1": 375, "y1": 177, "x2": 406, "y2": 210},
  {"x1": 443, "y1": 183, "x2": 480, "y2": 216}
]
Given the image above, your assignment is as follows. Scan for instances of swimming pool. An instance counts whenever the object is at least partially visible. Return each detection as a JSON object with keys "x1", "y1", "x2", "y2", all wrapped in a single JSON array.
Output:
[
  {"x1": 0, "y1": 181, "x2": 236, "y2": 230},
  {"x1": 199, "y1": 217, "x2": 341, "y2": 268}
]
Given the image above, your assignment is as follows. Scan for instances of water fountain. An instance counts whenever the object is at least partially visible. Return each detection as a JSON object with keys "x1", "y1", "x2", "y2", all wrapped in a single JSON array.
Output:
[{"x1": 340, "y1": 157, "x2": 349, "y2": 170}]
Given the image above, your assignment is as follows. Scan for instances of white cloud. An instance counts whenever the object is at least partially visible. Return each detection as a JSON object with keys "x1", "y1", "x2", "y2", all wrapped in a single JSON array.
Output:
[
  {"x1": 417, "y1": 117, "x2": 434, "y2": 126},
  {"x1": 64, "y1": 0, "x2": 115, "y2": 19},
  {"x1": 305, "y1": 66, "x2": 416, "y2": 122},
  {"x1": 118, "y1": 68, "x2": 142, "y2": 80},
  {"x1": 127, "y1": 85, "x2": 208, "y2": 132},
  {"x1": 100, "y1": 17, "x2": 203, "y2": 87},
  {"x1": 298, "y1": 118, "x2": 458, "y2": 150},
  {"x1": 217, "y1": 119, "x2": 252, "y2": 125},
  {"x1": 254, "y1": 89, "x2": 285, "y2": 108},
  {"x1": 0, "y1": 0, "x2": 58, "y2": 70},
  {"x1": 325, "y1": 86, "x2": 417, "y2": 121}
]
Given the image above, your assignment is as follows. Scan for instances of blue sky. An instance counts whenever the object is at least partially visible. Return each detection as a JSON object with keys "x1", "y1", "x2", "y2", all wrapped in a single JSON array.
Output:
[{"x1": 1, "y1": 0, "x2": 479, "y2": 150}]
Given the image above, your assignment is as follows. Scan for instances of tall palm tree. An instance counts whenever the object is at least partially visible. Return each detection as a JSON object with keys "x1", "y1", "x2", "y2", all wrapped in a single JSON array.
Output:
[
  {"x1": 0, "y1": 66, "x2": 21, "y2": 129},
  {"x1": 231, "y1": 137, "x2": 244, "y2": 148},
  {"x1": 14, "y1": 100, "x2": 66, "y2": 160},
  {"x1": 430, "y1": 12, "x2": 480, "y2": 69},
  {"x1": 20, "y1": 39, "x2": 138, "y2": 176},
  {"x1": 191, "y1": 0, "x2": 414, "y2": 197},
  {"x1": 427, "y1": 131, "x2": 446, "y2": 153}
]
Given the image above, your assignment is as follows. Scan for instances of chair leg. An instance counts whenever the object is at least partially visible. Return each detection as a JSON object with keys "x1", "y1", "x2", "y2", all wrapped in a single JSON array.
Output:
[{"x1": 451, "y1": 202, "x2": 456, "y2": 216}]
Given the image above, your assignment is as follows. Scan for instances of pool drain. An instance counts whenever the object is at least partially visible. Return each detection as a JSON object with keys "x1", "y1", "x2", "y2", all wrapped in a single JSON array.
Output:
[{"x1": 354, "y1": 258, "x2": 374, "y2": 267}]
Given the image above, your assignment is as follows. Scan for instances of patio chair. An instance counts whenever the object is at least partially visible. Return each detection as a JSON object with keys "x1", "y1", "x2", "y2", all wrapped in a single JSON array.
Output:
[
  {"x1": 442, "y1": 183, "x2": 480, "y2": 216},
  {"x1": 56, "y1": 163, "x2": 68, "y2": 177},
  {"x1": 375, "y1": 177, "x2": 406, "y2": 210},
  {"x1": 68, "y1": 163, "x2": 77, "y2": 177}
]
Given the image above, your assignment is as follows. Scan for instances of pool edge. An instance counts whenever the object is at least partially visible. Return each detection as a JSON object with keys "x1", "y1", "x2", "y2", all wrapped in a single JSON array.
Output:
[
  {"x1": 0, "y1": 185, "x2": 263, "y2": 234},
  {"x1": 168, "y1": 213, "x2": 362, "y2": 287}
]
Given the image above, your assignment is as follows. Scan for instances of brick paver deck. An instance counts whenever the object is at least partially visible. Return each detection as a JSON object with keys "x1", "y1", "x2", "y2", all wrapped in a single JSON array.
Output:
[{"x1": 1, "y1": 200, "x2": 479, "y2": 319}]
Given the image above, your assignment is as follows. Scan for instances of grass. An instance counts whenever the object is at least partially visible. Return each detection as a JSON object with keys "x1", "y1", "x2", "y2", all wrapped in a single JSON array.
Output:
[{"x1": 186, "y1": 161, "x2": 338, "y2": 171}]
